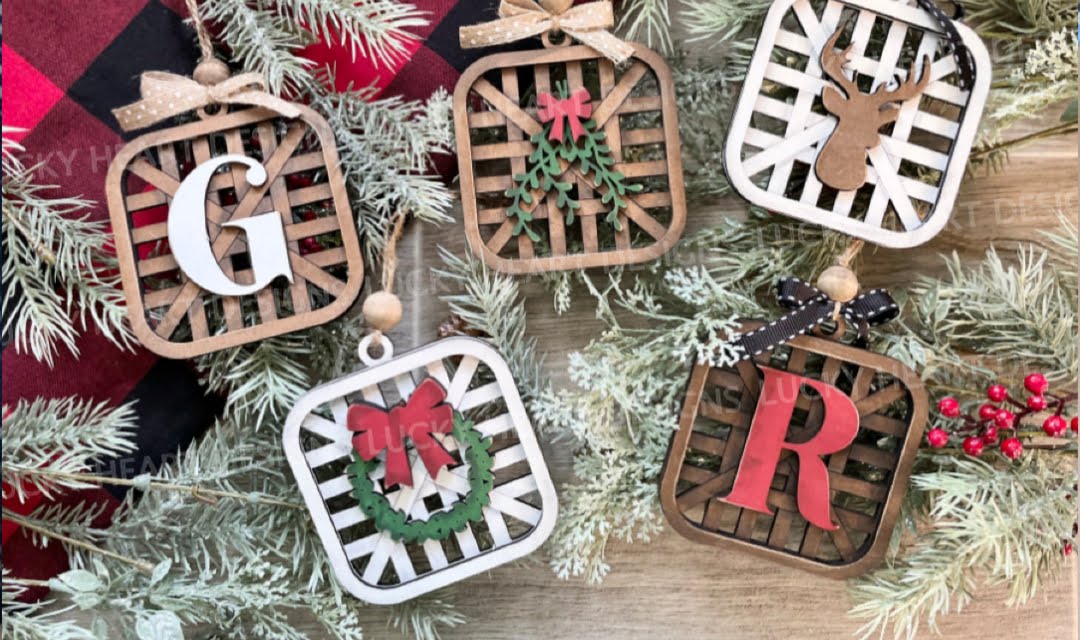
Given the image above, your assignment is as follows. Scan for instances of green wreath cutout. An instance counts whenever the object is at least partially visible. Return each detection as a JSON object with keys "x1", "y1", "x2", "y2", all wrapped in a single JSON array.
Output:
[{"x1": 347, "y1": 411, "x2": 494, "y2": 543}]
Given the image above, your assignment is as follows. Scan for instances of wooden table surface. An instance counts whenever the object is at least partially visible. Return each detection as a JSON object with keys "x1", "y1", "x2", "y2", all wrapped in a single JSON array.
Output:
[{"x1": 339, "y1": 119, "x2": 1079, "y2": 639}]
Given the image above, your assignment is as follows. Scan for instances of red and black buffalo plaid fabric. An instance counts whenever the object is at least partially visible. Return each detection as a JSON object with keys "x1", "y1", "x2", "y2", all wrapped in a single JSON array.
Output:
[{"x1": 1, "y1": 0, "x2": 519, "y2": 591}]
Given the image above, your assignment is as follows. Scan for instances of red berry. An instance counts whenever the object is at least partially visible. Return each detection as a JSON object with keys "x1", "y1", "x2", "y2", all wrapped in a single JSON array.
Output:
[
  {"x1": 1064, "y1": 542, "x2": 1073, "y2": 556},
  {"x1": 962, "y1": 436, "x2": 984, "y2": 456},
  {"x1": 299, "y1": 237, "x2": 322, "y2": 254},
  {"x1": 978, "y1": 403, "x2": 999, "y2": 421},
  {"x1": 993, "y1": 409, "x2": 1015, "y2": 429},
  {"x1": 1024, "y1": 373, "x2": 1049, "y2": 395},
  {"x1": 937, "y1": 397, "x2": 961, "y2": 418},
  {"x1": 1000, "y1": 437, "x2": 1023, "y2": 460},
  {"x1": 987, "y1": 384, "x2": 1008, "y2": 402},
  {"x1": 926, "y1": 427, "x2": 949, "y2": 448},
  {"x1": 982, "y1": 424, "x2": 999, "y2": 444},
  {"x1": 1026, "y1": 395, "x2": 1048, "y2": 411},
  {"x1": 286, "y1": 173, "x2": 315, "y2": 189},
  {"x1": 1072, "y1": 417, "x2": 1078, "y2": 433},
  {"x1": 1043, "y1": 415, "x2": 1068, "y2": 437}
]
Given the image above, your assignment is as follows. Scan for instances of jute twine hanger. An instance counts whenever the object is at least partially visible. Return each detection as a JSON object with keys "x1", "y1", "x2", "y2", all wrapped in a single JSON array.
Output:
[
  {"x1": 361, "y1": 213, "x2": 408, "y2": 351},
  {"x1": 818, "y1": 238, "x2": 865, "y2": 322},
  {"x1": 112, "y1": 0, "x2": 299, "y2": 131}
]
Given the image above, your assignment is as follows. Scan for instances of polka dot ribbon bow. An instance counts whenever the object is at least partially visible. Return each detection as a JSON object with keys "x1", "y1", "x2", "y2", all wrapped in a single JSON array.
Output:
[
  {"x1": 459, "y1": 0, "x2": 634, "y2": 64},
  {"x1": 111, "y1": 71, "x2": 301, "y2": 132},
  {"x1": 733, "y1": 278, "x2": 900, "y2": 359}
]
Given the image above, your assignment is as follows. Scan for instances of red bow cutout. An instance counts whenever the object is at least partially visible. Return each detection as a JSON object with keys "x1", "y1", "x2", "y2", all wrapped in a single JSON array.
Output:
[
  {"x1": 538, "y1": 88, "x2": 593, "y2": 142},
  {"x1": 347, "y1": 379, "x2": 456, "y2": 488}
]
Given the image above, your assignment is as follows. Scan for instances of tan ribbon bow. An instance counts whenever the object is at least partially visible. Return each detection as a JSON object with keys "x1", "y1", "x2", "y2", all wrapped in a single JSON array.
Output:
[
  {"x1": 111, "y1": 71, "x2": 302, "y2": 132},
  {"x1": 459, "y1": 0, "x2": 634, "y2": 64}
]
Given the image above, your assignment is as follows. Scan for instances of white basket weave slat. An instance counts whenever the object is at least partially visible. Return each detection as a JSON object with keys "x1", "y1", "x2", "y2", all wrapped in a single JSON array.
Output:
[
  {"x1": 459, "y1": 381, "x2": 503, "y2": 411},
  {"x1": 445, "y1": 355, "x2": 479, "y2": 406},
  {"x1": 305, "y1": 442, "x2": 351, "y2": 468},
  {"x1": 483, "y1": 506, "x2": 514, "y2": 546},
  {"x1": 332, "y1": 506, "x2": 367, "y2": 530},
  {"x1": 425, "y1": 359, "x2": 452, "y2": 387},
  {"x1": 302, "y1": 414, "x2": 349, "y2": 444},
  {"x1": 318, "y1": 475, "x2": 353, "y2": 500},
  {"x1": 475, "y1": 413, "x2": 515, "y2": 438}
]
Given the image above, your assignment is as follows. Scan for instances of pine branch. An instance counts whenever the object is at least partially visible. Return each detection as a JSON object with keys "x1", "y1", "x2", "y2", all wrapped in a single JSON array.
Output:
[
  {"x1": 850, "y1": 454, "x2": 1076, "y2": 640},
  {"x1": 1, "y1": 138, "x2": 134, "y2": 366},
  {"x1": 617, "y1": 0, "x2": 673, "y2": 54},
  {"x1": 6, "y1": 404, "x2": 464, "y2": 640},
  {"x1": 309, "y1": 87, "x2": 454, "y2": 262},
  {"x1": 195, "y1": 333, "x2": 312, "y2": 426},
  {"x1": 1, "y1": 398, "x2": 138, "y2": 501},
  {"x1": 390, "y1": 593, "x2": 467, "y2": 640},
  {"x1": 433, "y1": 248, "x2": 548, "y2": 407},
  {"x1": 4, "y1": 509, "x2": 156, "y2": 575},
  {"x1": 890, "y1": 237, "x2": 1078, "y2": 386},
  {"x1": 681, "y1": 0, "x2": 771, "y2": 41},
  {"x1": 2, "y1": 570, "x2": 96, "y2": 640},
  {"x1": 273, "y1": 0, "x2": 427, "y2": 67},
  {"x1": 8, "y1": 466, "x2": 305, "y2": 510},
  {"x1": 963, "y1": 0, "x2": 1077, "y2": 38},
  {"x1": 202, "y1": 0, "x2": 320, "y2": 96}
]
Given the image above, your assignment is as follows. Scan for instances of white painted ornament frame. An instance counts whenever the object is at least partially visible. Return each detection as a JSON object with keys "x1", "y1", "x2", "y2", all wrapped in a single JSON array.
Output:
[
  {"x1": 282, "y1": 336, "x2": 558, "y2": 604},
  {"x1": 724, "y1": 0, "x2": 990, "y2": 248}
]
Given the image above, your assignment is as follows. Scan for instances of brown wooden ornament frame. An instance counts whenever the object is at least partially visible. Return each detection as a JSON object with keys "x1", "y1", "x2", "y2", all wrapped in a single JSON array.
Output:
[
  {"x1": 454, "y1": 42, "x2": 687, "y2": 274},
  {"x1": 659, "y1": 323, "x2": 927, "y2": 577},
  {"x1": 106, "y1": 105, "x2": 364, "y2": 358}
]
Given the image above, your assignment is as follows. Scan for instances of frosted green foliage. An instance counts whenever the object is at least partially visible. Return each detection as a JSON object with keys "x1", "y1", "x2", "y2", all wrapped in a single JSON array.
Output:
[
  {"x1": 2, "y1": 133, "x2": 133, "y2": 366},
  {"x1": 850, "y1": 454, "x2": 1077, "y2": 640}
]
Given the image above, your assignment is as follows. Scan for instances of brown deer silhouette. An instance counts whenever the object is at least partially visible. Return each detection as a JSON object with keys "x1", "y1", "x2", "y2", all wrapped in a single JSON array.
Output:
[{"x1": 816, "y1": 26, "x2": 932, "y2": 192}]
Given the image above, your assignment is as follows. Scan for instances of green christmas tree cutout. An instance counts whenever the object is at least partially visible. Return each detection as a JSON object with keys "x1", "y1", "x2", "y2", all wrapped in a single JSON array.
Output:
[{"x1": 505, "y1": 82, "x2": 643, "y2": 242}]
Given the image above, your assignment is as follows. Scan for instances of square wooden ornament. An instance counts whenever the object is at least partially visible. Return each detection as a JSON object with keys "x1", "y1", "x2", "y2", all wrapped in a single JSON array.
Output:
[
  {"x1": 282, "y1": 337, "x2": 558, "y2": 604},
  {"x1": 106, "y1": 106, "x2": 363, "y2": 358},
  {"x1": 454, "y1": 42, "x2": 687, "y2": 274},
  {"x1": 659, "y1": 324, "x2": 927, "y2": 577},
  {"x1": 724, "y1": 0, "x2": 990, "y2": 248}
]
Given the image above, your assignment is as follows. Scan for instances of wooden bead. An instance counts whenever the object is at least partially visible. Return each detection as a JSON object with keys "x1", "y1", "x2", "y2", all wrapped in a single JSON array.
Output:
[
  {"x1": 362, "y1": 291, "x2": 403, "y2": 332},
  {"x1": 539, "y1": 0, "x2": 573, "y2": 13},
  {"x1": 193, "y1": 58, "x2": 230, "y2": 86},
  {"x1": 816, "y1": 266, "x2": 859, "y2": 303}
]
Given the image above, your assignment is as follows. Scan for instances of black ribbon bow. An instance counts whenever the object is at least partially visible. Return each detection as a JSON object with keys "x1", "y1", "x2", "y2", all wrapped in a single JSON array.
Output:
[{"x1": 733, "y1": 278, "x2": 899, "y2": 359}]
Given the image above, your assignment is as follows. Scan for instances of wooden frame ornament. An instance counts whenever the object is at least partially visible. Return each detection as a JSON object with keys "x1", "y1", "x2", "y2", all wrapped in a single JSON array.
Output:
[
  {"x1": 282, "y1": 336, "x2": 558, "y2": 604},
  {"x1": 724, "y1": 0, "x2": 990, "y2": 248},
  {"x1": 106, "y1": 105, "x2": 364, "y2": 358},
  {"x1": 454, "y1": 41, "x2": 687, "y2": 274},
  {"x1": 659, "y1": 323, "x2": 927, "y2": 577}
]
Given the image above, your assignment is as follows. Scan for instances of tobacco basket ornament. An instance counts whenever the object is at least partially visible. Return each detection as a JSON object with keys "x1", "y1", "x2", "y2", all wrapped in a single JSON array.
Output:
[
  {"x1": 724, "y1": 0, "x2": 990, "y2": 248},
  {"x1": 106, "y1": 72, "x2": 363, "y2": 358},
  {"x1": 660, "y1": 309, "x2": 927, "y2": 576},
  {"x1": 283, "y1": 336, "x2": 558, "y2": 604},
  {"x1": 454, "y1": 0, "x2": 687, "y2": 274}
]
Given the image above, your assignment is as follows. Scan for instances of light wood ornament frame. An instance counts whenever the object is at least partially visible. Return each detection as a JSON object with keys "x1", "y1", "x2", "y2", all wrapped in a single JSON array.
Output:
[
  {"x1": 454, "y1": 42, "x2": 687, "y2": 274},
  {"x1": 282, "y1": 337, "x2": 558, "y2": 604},
  {"x1": 659, "y1": 323, "x2": 927, "y2": 577},
  {"x1": 106, "y1": 105, "x2": 364, "y2": 358},
  {"x1": 724, "y1": 0, "x2": 990, "y2": 248}
]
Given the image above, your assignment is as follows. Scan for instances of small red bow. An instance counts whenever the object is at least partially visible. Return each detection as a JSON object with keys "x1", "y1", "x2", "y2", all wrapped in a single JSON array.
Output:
[
  {"x1": 347, "y1": 379, "x2": 456, "y2": 488},
  {"x1": 538, "y1": 88, "x2": 593, "y2": 142}
]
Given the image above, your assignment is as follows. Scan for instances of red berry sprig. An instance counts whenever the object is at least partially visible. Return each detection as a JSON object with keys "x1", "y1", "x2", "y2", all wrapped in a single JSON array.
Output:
[{"x1": 925, "y1": 372, "x2": 1077, "y2": 460}]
